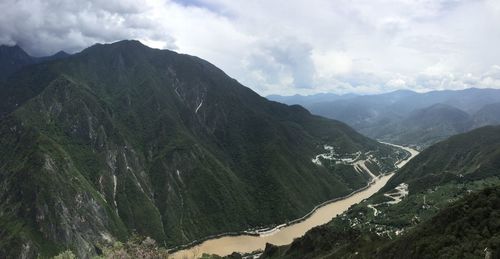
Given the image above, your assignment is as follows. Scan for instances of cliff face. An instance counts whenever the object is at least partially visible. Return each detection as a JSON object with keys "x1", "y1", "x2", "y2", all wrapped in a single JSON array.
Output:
[{"x1": 0, "y1": 40, "x2": 401, "y2": 258}]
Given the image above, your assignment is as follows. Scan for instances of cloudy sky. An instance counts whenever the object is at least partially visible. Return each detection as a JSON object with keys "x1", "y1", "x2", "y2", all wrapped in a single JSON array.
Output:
[{"x1": 1, "y1": 0, "x2": 499, "y2": 95}]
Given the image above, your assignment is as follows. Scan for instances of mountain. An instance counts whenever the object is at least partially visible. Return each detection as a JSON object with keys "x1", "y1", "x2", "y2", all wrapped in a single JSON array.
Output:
[
  {"x1": 397, "y1": 88, "x2": 500, "y2": 114},
  {"x1": 262, "y1": 125, "x2": 500, "y2": 258},
  {"x1": 374, "y1": 187, "x2": 500, "y2": 258},
  {"x1": 36, "y1": 51, "x2": 71, "y2": 63},
  {"x1": 0, "y1": 41, "x2": 402, "y2": 258},
  {"x1": 383, "y1": 125, "x2": 500, "y2": 193},
  {"x1": 473, "y1": 102, "x2": 500, "y2": 128},
  {"x1": 375, "y1": 104, "x2": 474, "y2": 147},
  {"x1": 306, "y1": 90, "x2": 418, "y2": 134},
  {"x1": 0, "y1": 45, "x2": 36, "y2": 80},
  {"x1": 273, "y1": 89, "x2": 500, "y2": 148},
  {"x1": 0, "y1": 45, "x2": 70, "y2": 80}
]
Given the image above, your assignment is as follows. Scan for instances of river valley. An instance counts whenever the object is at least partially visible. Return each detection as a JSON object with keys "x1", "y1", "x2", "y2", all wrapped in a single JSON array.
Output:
[{"x1": 171, "y1": 143, "x2": 419, "y2": 258}]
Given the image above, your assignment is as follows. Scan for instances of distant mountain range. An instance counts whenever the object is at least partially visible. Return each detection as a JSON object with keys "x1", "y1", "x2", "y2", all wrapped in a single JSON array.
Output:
[
  {"x1": 263, "y1": 125, "x2": 500, "y2": 258},
  {"x1": 0, "y1": 41, "x2": 402, "y2": 258},
  {"x1": 268, "y1": 89, "x2": 500, "y2": 148}
]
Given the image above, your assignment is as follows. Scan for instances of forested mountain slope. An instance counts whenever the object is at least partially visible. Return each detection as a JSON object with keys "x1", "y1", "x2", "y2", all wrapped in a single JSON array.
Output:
[{"x1": 0, "y1": 40, "x2": 402, "y2": 258}]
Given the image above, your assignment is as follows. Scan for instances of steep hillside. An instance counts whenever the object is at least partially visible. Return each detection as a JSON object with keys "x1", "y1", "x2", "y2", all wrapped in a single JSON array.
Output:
[
  {"x1": 376, "y1": 187, "x2": 500, "y2": 259},
  {"x1": 385, "y1": 125, "x2": 500, "y2": 192},
  {"x1": 0, "y1": 41, "x2": 402, "y2": 258},
  {"x1": 376, "y1": 104, "x2": 473, "y2": 148},
  {"x1": 473, "y1": 102, "x2": 500, "y2": 128},
  {"x1": 262, "y1": 125, "x2": 500, "y2": 258},
  {"x1": 0, "y1": 45, "x2": 36, "y2": 80},
  {"x1": 262, "y1": 187, "x2": 500, "y2": 259}
]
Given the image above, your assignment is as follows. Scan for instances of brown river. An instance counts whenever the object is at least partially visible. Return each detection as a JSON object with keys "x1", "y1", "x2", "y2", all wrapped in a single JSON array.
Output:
[{"x1": 171, "y1": 143, "x2": 419, "y2": 258}]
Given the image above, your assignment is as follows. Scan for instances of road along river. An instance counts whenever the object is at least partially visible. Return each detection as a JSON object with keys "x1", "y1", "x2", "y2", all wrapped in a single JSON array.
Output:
[{"x1": 170, "y1": 143, "x2": 419, "y2": 259}]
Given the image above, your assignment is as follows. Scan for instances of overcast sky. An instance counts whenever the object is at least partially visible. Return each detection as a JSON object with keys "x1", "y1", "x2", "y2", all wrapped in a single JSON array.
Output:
[{"x1": 1, "y1": 0, "x2": 499, "y2": 95}]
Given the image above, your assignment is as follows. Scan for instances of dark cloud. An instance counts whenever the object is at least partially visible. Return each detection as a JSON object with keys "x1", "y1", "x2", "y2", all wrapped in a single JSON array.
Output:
[{"x1": 0, "y1": 0, "x2": 176, "y2": 56}]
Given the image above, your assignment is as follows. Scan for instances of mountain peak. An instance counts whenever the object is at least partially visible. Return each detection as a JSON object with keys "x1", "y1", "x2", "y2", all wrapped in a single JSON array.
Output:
[
  {"x1": 0, "y1": 44, "x2": 35, "y2": 80},
  {"x1": 0, "y1": 44, "x2": 31, "y2": 57},
  {"x1": 107, "y1": 39, "x2": 147, "y2": 48},
  {"x1": 76, "y1": 40, "x2": 165, "y2": 63},
  {"x1": 53, "y1": 50, "x2": 70, "y2": 56},
  {"x1": 0, "y1": 44, "x2": 23, "y2": 51},
  {"x1": 84, "y1": 39, "x2": 150, "y2": 52}
]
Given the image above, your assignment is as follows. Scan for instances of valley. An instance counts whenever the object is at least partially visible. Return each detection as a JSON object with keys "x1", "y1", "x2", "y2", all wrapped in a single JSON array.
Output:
[
  {"x1": 2, "y1": 1, "x2": 499, "y2": 258},
  {"x1": 0, "y1": 41, "x2": 403, "y2": 258},
  {"x1": 1, "y1": 42, "x2": 499, "y2": 258},
  {"x1": 170, "y1": 143, "x2": 419, "y2": 258}
]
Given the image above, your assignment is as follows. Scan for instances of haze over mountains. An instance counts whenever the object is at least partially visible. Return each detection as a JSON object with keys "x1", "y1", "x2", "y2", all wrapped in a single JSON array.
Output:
[
  {"x1": 268, "y1": 89, "x2": 500, "y2": 148},
  {"x1": 0, "y1": 41, "x2": 405, "y2": 258}
]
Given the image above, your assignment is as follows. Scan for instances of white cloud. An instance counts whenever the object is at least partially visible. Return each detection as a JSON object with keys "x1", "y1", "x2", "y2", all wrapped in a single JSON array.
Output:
[
  {"x1": 0, "y1": 0, "x2": 499, "y2": 95},
  {"x1": 387, "y1": 78, "x2": 407, "y2": 88},
  {"x1": 313, "y1": 50, "x2": 353, "y2": 78}
]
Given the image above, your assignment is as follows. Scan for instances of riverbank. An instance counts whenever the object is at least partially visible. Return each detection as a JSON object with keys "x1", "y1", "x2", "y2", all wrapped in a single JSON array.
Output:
[
  {"x1": 170, "y1": 143, "x2": 419, "y2": 258},
  {"x1": 167, "y1": 174, "x2": 380, "y2": 255}
]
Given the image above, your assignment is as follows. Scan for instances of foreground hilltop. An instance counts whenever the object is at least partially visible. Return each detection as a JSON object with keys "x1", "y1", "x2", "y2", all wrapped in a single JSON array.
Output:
[{"x1": 0, "y1": 40, "x2": 402, "y2": 258}]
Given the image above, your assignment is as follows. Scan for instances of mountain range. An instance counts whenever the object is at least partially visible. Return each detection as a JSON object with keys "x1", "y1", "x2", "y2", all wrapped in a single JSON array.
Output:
[
  {"x1": 268, "y1": 89, "x2": 500, "y2": 149},
  {"x1": 0, "y1": 41, "x2": 403, "y2": 258}
]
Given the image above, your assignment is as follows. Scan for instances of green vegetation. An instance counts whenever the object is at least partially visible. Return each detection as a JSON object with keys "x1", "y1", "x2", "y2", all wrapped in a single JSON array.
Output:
[
  {"x1": 377, "y1": 186, "x2": 500, "y2": 258},
  {"x1": 53, "y1": 250, "x2": 76, "y2": 259},
  {"x1": 0, "y1": 41, "x2": 401, "y2": 258},
  {"x1": 262, "y1": 125, "x2": 500, "y2": 258},
  {"x1": 93, "y1": 236, "x2": 169, "y2": 259},
  {"x1": 263, "y1": 186, "x2": 500, "y2": 259},
  {"x1": 52, "y1": 235, "x2": 170, "y2": 259}
]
